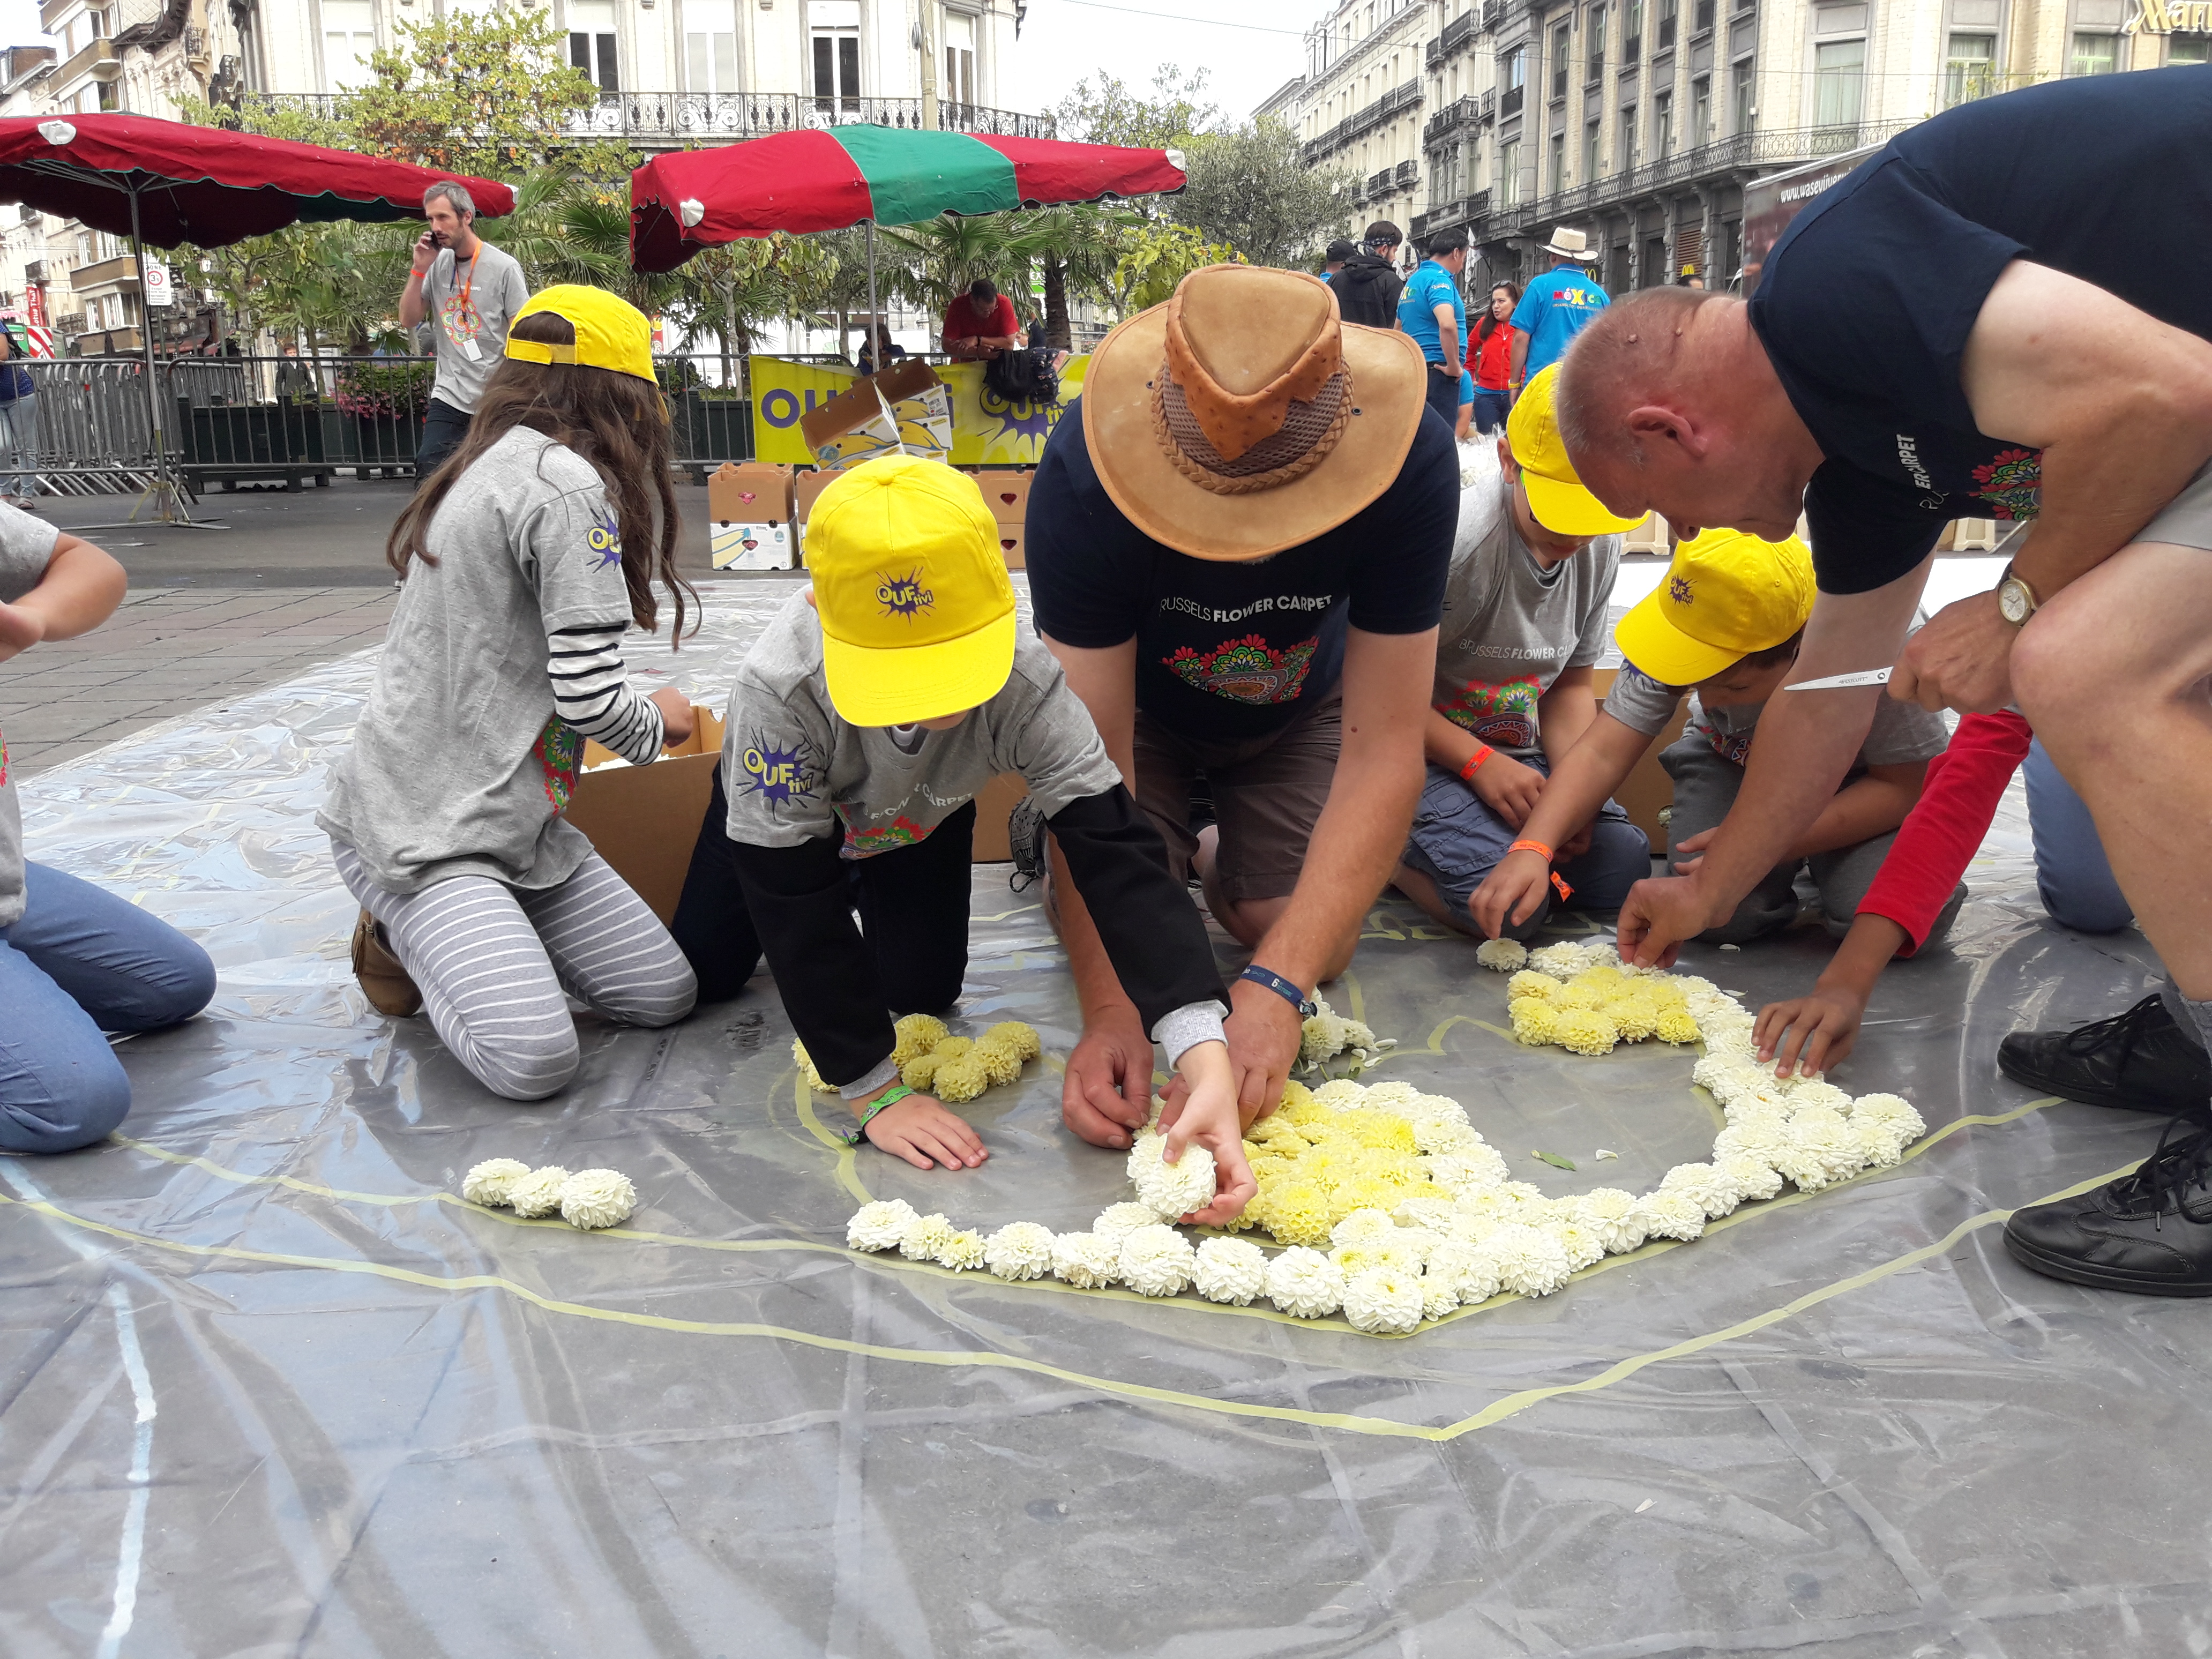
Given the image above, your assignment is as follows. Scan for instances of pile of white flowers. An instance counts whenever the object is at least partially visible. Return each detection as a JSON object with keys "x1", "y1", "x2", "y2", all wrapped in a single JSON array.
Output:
[
  {"x1": 1298, "y1": 997, "x2": 1396, "y2": 1076},
  {"x1": 843, "y1": 939, "x2": 1926, "y2": 1334},
  {"x1": 462, "y1": 1159, "x2": 638, "y2": 1230}
]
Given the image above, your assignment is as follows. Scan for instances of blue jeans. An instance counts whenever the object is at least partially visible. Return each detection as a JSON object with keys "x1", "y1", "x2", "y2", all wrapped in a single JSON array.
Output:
[
  {"x1": 2024, "y1": 737, "x2": 2132, "y2": 933},
  {"x1": 414, "y1": 397, "x2": 472, "y2": 486},
  {"x1": 1471, "y1": 389, "x2": 1510, "y2": 435},
  {"x1": 0, "y1": 862, "x2": 216, "y2": 1153},
  {"x1": 0, "y1": 391, "x2": 37, "y2": 498},
  {"x1": 1401, "y1": 757, "x2": 1650, "y2": 941}
]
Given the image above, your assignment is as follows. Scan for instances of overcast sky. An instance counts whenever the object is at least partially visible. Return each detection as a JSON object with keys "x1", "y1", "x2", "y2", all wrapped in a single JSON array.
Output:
[{"x1": 0, "y1": 0, "x2": 1322, "y2": 126}]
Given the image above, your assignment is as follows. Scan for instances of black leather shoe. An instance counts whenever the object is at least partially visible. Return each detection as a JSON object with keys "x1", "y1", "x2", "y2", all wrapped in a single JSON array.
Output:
[
  {"x1": 2006, "y1": 1120, "x2": 2212, "y2": 1295},
  {"x1": 1997, "y1": 993, "x2": 2211, "y2": 1123}
]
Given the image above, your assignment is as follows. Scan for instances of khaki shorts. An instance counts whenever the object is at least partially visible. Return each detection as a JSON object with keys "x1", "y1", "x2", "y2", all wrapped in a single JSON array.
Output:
[
  {"x1": 1130, "y1": 693, "x2": 1342, "y2": 904},
  {"x1": 2139, "y1": 457, "x2": 2212, "y2": 551}
]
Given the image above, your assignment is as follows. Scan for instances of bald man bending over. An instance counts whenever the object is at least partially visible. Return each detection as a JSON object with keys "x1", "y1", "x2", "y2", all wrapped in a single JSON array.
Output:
[{"x1": 1551, "y1": 68, "x2": 2212, "y2": 1297}]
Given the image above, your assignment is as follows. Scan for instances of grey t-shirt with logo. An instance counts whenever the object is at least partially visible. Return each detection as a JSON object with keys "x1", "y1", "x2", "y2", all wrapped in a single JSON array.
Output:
[
  {"x1": 722, "y1": 592, "x2": 1120, "y2": 856},
  {"x1": 320, "y1": 427, "x2": 639, "y2": 894},
  {"x1": 1432, "y1": 458, "x2": 1621, "y2": 761},
  {"x1": 0, "y1": 500, "x2": 60, "y2": 928},
  {"x1": 422, "y1": 240, "x2": 530, "y2": 413}
]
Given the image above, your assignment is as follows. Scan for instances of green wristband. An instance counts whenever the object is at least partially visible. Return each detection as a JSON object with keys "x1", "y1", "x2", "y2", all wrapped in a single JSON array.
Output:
[{"x1": 848, "y1": 1083, "x2": 915, "y2": 1146}]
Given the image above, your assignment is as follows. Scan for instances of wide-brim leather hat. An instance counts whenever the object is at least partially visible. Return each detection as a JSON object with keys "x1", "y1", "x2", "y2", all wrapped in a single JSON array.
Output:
[{"x1": 1081, "y1": 264, "x2": 1427, "y2": 561}]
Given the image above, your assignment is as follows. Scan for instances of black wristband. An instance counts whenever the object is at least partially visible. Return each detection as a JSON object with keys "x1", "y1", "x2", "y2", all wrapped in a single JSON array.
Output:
[{"x1": 1238, "y1": 963, "x2": 1314, "y2": 1019}]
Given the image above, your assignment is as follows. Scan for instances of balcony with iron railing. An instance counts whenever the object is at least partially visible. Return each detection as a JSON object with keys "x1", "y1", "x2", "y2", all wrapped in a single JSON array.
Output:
[
  {"x1": 1482, "y1": 0, "x2": 1507, "y2": 28},
  {"x1": 1410, "y1": 188, "x2": 1492, "y2": 242},
  {"x1": 1367, "y1": 168, "x2": 1395, "y2": 197},
  {"x1": 1394, "y1": 158, "x2": 1421, "y2": 188},
  {"x1": 223, "y1": 91, "x2": 1054, "y2": 146},
  {"x1": 1423, "y1": 94, "x2": 1482, "y2": 144},
  {"x1": 1499, "y1": 83, "x2": 1525, "y2": 116},
  {"x1": 1302, "y1": 78, "x2": 1425, "y2": 163}
]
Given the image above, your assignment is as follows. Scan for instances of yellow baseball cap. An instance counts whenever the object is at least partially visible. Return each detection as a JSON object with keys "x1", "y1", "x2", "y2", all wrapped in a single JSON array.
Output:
[
  {"x1": 1507, "y1": 362, "x2": 1645, "y2": 537},
  {"x1": 804, "y1": 454, "x2": 1017, "y2": 726},
  {"x1": 1613, "y1": 527, "x2": 1817, "y2": 686},
  {"x1": 505, "y1": 285, "x2": 656, "y2": 383}
]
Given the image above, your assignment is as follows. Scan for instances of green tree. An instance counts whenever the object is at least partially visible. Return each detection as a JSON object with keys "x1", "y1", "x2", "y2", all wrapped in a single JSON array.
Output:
[
  {"x1": 1169, "y1": 119, "x2": 1356, "y2": 270},
  {"x1": 1052, "y1": 65, "x2": 1219, "y2": 153},
  {"x1": 1017, "y1": 204, "x2": 1139, "y2": 349},
  {"x1": 1110, "y1": 222, "x2": 1237, "y2": 317}
]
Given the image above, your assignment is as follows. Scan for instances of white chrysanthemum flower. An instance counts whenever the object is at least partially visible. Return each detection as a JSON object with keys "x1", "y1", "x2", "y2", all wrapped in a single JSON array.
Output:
[
  {"x1": 559, "y1": 1168, "x2": 638, "y2": 1230},
  {"x1": 1428, "y1": 1144, "x2": 1513, "y2": 1192},
  {"x1": 1850, "y1": 1119, "x2": 1910, "y2": 1169},
  {"x1": 1659, "y1": 1161, "x2": 1745, "y2": 1220},
  {"x1": 1118, "y1": 1223, "x2": 1198, "y2": 1296},
  {"x1": 1543, "y1": 1218, "x2": 1606, "y2": 1273},
  {"x1": 1133, "y1": 1141, "x2": 1217, "y2": 1221},
  {"x1": 1301, "y1": 1009, "x2": 1350, "y2": 1063},
  {"x1": 1123, "y1": 1128, "x2": 1165, "y2": 1181},
  {"x1": 1783, "y1": 1078, "x2": 1854, "y2": 1114},
  {"x1": 1265, "y1": 1246, "x2": 1346, "y2": 1318},
  {"x1": 1850, "y1": 1093, "x2": 1927, "y2": 1144},
  {"x1": 1421, "y1": 1275, "x2": 1462, "y2": 1321},
  {"x1": 460, "y1": 1157, "x2": 532, "y2": 1208},
  {"x1": 1784, "y1": 1104, "x2": 1866, "y2": 1187},
  {"x1": 1712, "y1": 1119, "x2": 1794, "y2": 1170},
  {"x1": 1483, "y1": 1222, "x2": 1574, "y2": 1297},
  {"x1": 899, "y1": 1212, "x2": 958, "y2": 1261},
  {"x1": 1423, "y1": 1237, "x2": 1500, "y2": 1304},
  {"x1": 1412, "y1": 1116, "x2": 1481, "y2": 1155},
  {"x1": 1571, "y1": 1187, "x2": 1649, "y2": 1254},
  {"x1": 1527, "y1": 941, "x2": 1588, "y2": 978},
  {"x1": 1341, "y1": 1266, "x2": 1426, "y2": 1334},
  {"x1": 847, "y1": 1197, "x2": 921, "y2": 1251},
  {"x1": 1093, "y1": 1201, "x2": 1164, "y2": 1242},
  {"x1": 1359, "y1": 1080, "x2": 1422, "y2": 1113},
  {"x1": 984, "y1": 1221, "x2": 1057, "y2": 1281},
  {"x1": 1389, "y1": 1195, "x2": 1459, "y2": 1233},
  {"x1": 1631, "y1": 1189, "x2": 1708, "y2": 1242},
  {"x1": 1331, "y1": 1207, "x2": 1398, "y2": 1247},
  {"x1": 1192, "y1": 1236, "x2": 1271, "y2": 1304},
  {"x1": 1409, "y1": 1092, "x2": 1473, "y2": 1126},
  {"x1": 507, "y1": 1165, "x2": 571, "y2": 1219},
  {"x1": 1715, "y1": 1153, "x2": 1785, "y2": 1203},
  {"x1": 1331, "y1": 1238, "x2": 1426, "y2": 1277},
  {"x1": 1443, "y1": 1208, "x2": 1504, "y2": 1247},
  {"x1": 1475, "y1": 936, "x2": 1529, "y2": 972},
  {"x1": 1051, "y1": 1231, "x2": 1122, "y2": 1288},
  {"x1": 1310, "y1": 1078, "x2": 1370, "y2": 1110},
  {"x1": 934, "y1": 1228, "x2": 987, "y2": 1272}
]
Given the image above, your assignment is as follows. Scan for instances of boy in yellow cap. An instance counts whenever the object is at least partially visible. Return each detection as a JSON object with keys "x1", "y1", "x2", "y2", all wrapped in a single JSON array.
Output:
[
  {"x1": 672, "y1": 453, "x2": 1251, "y2": 1217},
  {"x1": 1392, "y1": 363, "x2": 1653, "y2": 942},
  {"x1": 1471, "y1": 526, "x2": 1948, "y2": 944}
]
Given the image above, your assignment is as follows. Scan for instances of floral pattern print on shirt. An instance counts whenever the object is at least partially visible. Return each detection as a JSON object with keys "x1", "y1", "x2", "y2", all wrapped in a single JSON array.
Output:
[
  {"x1": 841, "y1": 812, "x2": 933, "y2": 856},
  {"x1": 1162, "y1": 633, "x2": 1318, "y2": 705},
  {"x1": 1970, "y1": 446, "x2": 2043, "y2": 521},
  {"x1": 1436, "y1": 674, "x2": 1544, "y2": 750},
  {"x1": 534, "y1": 716, "x2": 583, "y2": 811}
]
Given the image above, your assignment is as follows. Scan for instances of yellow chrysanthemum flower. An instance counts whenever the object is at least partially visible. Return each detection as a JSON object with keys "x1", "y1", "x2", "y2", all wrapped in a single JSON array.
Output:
[
  {"x1": 1346, "y1": 1113, "x2": 1417, "y2": 1154},
  {"x1": 1262, "y1": 1180, "x2": 1336, "y2": 1248},
  {"x1": 1606, "y1": 997, "x2": 1660, "y2": 1042},
  {"x1": 932, "y1": 1052, "x2": 990, "y2": 1103},
  {"x1": 1509, "y1": 998, "x2": 1559, "y2": 1046},
  {"x1": 1655, "y1": 1008, "x2": 1701, "y2": 1044},
  {"x1": 1507, "y1": 970, "x2": 1564, "y2": 1004},
  {"x1": 982, "y1": 1020, "x2": 1042, "y2": 1061},
  {"x1": 892, "y1": 1013, "x2": 950, "y2": 1067},
  {"x1": 793, "y1": 1037, "x2": 830, "y2": 1092},
  {"x1": 973, "y1": 1038, "x2": 1022, "y2": 1086},
  {"x1": 1553, "y1": 982, "x2": 1603, "y2": 1011},
  {"x1": 900, "y1": 1051, "x2": 945, "y2": 1089},
  {"x1": 1555, "y1": 1008, "x2": 1620, "y2": 1056}
]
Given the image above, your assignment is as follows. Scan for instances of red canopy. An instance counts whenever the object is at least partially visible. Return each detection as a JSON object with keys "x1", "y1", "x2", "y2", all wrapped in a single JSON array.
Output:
[{"x1": 0, "y1": 113, "x2": 514, "y2": 249}]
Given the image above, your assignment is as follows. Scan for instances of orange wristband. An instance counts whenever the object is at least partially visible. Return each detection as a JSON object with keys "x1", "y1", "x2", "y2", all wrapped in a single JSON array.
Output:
[
  {"x1": 1509, "y1": 838, "x2": 1554, "y2": 863},
  {"x1": 1459, "y1": 745, "x2": 1493, "y2": 783}
]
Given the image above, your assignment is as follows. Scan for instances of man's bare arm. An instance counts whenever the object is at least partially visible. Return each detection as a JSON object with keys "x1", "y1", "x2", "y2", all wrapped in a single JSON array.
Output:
[{"x1": 1508, "y1": 327, "x2": 1529, "y2": 386}]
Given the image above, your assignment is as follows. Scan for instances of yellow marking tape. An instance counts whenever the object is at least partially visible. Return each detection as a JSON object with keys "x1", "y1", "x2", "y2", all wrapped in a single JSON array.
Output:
[{"x1": 3, "y1": 1156, "x2": 2137, "y2": 1441}]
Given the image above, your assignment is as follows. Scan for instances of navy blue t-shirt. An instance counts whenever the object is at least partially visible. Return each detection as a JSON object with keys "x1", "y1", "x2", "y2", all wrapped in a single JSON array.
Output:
[
  {"x1": 1747, "y1": 66, "x2": 2212, "y2": 595},
  {"x1": 1027, "y1": 398, "x2": 1459, "y2": 742}
]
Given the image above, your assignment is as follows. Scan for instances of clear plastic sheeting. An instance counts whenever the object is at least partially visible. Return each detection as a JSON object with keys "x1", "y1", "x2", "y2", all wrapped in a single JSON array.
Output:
[{"x1": 4, "y1": 586, "x2": 2202, "y2": 1657}]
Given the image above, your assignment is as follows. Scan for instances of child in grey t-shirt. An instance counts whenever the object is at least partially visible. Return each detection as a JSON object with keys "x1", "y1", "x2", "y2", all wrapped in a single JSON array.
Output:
[
  {"x1": 320, "y1": 288, "x2": 702, "y2": 1102},
  {"x1": 1393, "y1": 432, "x2": 1650, "y2": 941},
  {"x1": 1470, "y1": 529, "x2": 1948, "y2": 946}
]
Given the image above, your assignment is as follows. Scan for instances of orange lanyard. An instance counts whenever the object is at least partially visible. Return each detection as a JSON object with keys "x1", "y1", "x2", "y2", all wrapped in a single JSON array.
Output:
[{"x1": 454, "y1": 246, "x2": 479, "y2": 315}]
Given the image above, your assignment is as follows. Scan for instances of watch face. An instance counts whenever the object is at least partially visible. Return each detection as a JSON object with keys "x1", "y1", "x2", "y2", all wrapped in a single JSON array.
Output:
[{"x1": 1998, "y1": 579, "x2": 2031, "y2": 625}]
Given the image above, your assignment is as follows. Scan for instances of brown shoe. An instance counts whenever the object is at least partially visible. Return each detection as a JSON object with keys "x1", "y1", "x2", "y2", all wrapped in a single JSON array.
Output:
[{"x1": 350, "y1": 909, "x2": 422, "y2": 1017}]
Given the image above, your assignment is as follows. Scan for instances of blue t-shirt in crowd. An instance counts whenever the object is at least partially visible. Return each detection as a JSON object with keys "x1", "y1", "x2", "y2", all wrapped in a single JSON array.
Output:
[
  {"x1": 1027, "y1": 398, "x2": 1460, "y2": 743},
  {"x1": 1397, "y1": 260, "x2": 1466, "y2": 366},
  {"x1": 1747, "y1": 66, "x2": 2212, "y2": 596},
  {"x1": 0, "y1": 362, "x2": 31, "y2": 403},
  {"x1": 1509, "y1": 263, "x2": 1609, "y2": 379}
]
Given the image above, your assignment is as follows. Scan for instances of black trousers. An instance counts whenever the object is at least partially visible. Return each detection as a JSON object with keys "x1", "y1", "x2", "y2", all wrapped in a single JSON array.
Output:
[
  {"x1": 414, "y1": 397, "x2": 473, "y2": 487},
  {"x1": 1423, "y1": 363, "x2": 1462, "y2": 424},
  {"x1": 671, "y1": 762, "x2": 975, "y2": 1013}
]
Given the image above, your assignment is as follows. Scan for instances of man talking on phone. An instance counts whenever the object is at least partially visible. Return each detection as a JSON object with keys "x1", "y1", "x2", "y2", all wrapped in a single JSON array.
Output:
[{"x1": 398, "y1": 182, "x2": 530, "y2": 485}]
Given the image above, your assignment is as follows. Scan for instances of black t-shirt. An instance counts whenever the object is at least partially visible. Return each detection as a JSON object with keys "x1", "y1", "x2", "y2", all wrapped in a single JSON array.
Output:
[
  {"x1": 1747, "y1": 66, "x2": 2212, "y2": 595},
  {"x1": 1027, "y1": 397, "x2": 1459, "y2": 742}
]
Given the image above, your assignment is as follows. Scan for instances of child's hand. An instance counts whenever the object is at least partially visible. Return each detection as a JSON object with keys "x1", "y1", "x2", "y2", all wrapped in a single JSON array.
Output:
[
  {"x1": 0, "y1": 599, "x2": 44, "y2": 666},
  {"x1": 1755, "y1": 982, "x2": 1869, "y2": 1078},
  {"x1": 1470, "y1": 847, "x2": 1552, "y2": 938},
  {"x1": 1469, "y1": 752, "x2": 1545, "y2": 829},
  {"x1": 651, "y1": 687, "x2": 696, "y2": 749},
  {"x1": 862, "y1": 1093, "x2": 987, "y2": 1171},
  {"x1": 1670, "y1": 826, "x2": 1715, "y2": 873},
  {"x1": 1155, "y1": 1040, "x2": 1257, "y2": 1225}
]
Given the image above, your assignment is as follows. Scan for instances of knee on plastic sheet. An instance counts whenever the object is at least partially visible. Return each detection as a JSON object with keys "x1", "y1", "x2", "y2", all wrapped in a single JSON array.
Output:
[
  {"x1": 0, "y1": 1043, "x2": 131, "y2": 1154},
  {"x1": 116, "y1": 935, "x2": 219, "y2": 1033},
  {"x1": 474, "y1": 1030, "x2": 584, "y2": 1103}
]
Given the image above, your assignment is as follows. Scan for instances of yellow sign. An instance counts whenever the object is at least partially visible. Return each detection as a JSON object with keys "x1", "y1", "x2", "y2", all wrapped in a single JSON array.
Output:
[
  {"x1": 2124, "y1": 0, "x2": 2209, "y2": 29},
  {"x1": 750, "y1": 354, "x2": 1089, "y2": 466}
]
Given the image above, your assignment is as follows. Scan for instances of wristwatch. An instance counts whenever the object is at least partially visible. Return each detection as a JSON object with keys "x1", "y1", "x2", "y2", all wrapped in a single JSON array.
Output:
[{"x1": 1995, "y1": 560, "x2": 2041, "y2": 626}]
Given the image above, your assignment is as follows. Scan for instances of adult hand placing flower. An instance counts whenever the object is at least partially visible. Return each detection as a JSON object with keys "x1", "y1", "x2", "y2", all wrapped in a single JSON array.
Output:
[{"x1": 1155, "y1": 1040, "x2": 1257, "y2": 1225}]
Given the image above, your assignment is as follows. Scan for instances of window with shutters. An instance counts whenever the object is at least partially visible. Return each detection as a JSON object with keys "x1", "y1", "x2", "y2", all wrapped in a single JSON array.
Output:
[
  {"x1": 686, "y1": 0, "x2": 739, "y2": 94},
  {"x1": 945, "y1": 11, "x2": 977, "y2": 115},
  {"x1": 811, "y1": 0, "x2": 861, "y2": 113},
  {"x1": 1813, "y1": 37, "x2": 1864, "y2": 125},
  {"x1": 567, "y1": 1, "x2": 618, "y2": 93}
]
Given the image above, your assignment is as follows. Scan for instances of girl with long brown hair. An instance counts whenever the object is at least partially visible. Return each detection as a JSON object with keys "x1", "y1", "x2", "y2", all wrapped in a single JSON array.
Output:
[{"x1": 320, "y1": 286, "x2": 700, "y2": 1100}]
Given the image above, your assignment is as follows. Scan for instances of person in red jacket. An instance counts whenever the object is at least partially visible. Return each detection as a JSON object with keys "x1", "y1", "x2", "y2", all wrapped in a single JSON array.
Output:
[
  {"x1": 1755, "y1": 710, "x2": 2209, "y2": 1120},
  {"x1": 941, "y1": 278, "x2": 1020, "y2": 361}
]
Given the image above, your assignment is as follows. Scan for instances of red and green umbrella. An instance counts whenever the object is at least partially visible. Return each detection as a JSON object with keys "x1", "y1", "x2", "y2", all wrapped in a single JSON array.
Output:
[{"x1": 629, "y1": 125, "x2": 1186, "y2": 272}]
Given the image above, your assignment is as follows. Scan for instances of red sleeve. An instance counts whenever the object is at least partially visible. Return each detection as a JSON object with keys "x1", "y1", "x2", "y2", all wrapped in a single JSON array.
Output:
[
  {"x1": 995, "y1": 296, "x2": 1020, "y2": 338},
  {"x1": 940, "y1": 300, "x2": 962, "y2": 343},
  {"x1": 1858, "y1": 709, "x2": 2032, "y2": 954}
]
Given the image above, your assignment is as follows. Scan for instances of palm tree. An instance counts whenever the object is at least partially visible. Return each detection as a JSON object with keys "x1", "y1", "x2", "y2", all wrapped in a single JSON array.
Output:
[{"x1": 1003, "y1": 204, "x2": 1138, "y2": 349}]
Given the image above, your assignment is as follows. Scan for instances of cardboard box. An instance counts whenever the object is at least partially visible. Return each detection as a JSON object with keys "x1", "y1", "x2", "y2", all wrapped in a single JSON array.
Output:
[
  {"x1": 567, "y1": 706, "x2": 726, "y2": 924},
  {"x1": 794, "y1": 465, "x2": 849, "y2": 522},
  {"x1": 800, "y1": 358, "x2": 951, "y2": 467},
  {"x1": 1591, "y1": 667, "x2": 1676, "y2": 848},
  {"x1": 970, "y1": 771, "x2": 1029, "y2": 863},
  {"x1": 707, "y1": 460, "x2": 794, "y2": 526},
  {"x1": 710, "y1": 520, "x2": 794, "y2": 570},
  {"x1": 970, "y1": 468, "x2": 1030, "y2": 526},
  {"x1": 994, "y1": 528, "x2": 1025, "y2": 571}
]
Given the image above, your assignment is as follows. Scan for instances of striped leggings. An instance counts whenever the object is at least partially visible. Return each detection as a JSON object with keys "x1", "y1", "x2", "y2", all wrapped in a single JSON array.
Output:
[{"x1": 333, "y1": 840, "x2": 697, "y2": 1100}]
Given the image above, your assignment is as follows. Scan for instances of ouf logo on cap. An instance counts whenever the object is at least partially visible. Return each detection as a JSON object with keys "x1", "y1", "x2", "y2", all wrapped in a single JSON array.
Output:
[
  {"x1": 1669, "y1": 575, "x2": 1694, "y2": 606},
  {"x1": 876, "y1": 571, "x2": 933, "y2": 619}
]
